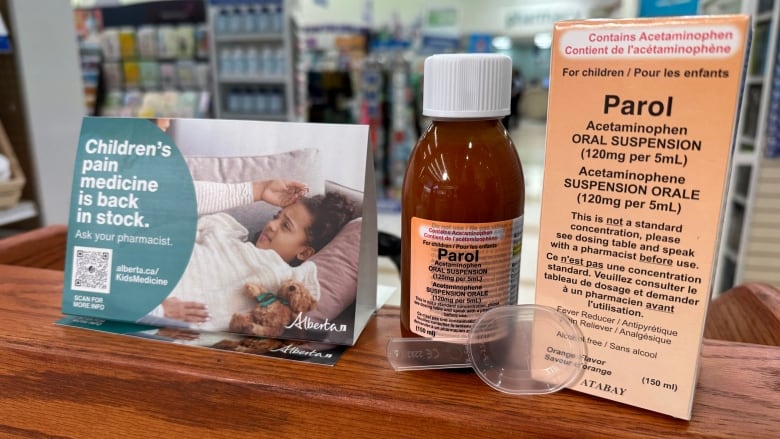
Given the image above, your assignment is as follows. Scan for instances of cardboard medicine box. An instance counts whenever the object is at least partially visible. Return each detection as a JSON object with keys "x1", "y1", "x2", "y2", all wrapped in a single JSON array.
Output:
[{"x1": 535, "y1": 15, "x2": 750, "y2": 419}]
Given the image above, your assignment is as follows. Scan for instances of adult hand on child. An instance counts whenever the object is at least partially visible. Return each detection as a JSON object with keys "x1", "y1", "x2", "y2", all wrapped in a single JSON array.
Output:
[
  {"x1": 254, "y1": 180, "x2": 308, "y2": 206},
  {"x1": 162, "y1": 297, "x2": 209, "y2": 323}
]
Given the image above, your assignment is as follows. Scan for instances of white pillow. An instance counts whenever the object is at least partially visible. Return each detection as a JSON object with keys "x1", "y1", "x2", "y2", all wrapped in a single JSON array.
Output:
[{"x1": 184, "y1": 148, "x2": 324, "y2": 195}]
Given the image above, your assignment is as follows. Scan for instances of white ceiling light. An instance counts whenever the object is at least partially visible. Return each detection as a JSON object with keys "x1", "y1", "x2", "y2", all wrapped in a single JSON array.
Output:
[
  {"x1": 492, "y1": 36, "x2": 512, "y2": 50},
  {"x1": 533, "y1": 32, "x2": 552, "y2": 49}
]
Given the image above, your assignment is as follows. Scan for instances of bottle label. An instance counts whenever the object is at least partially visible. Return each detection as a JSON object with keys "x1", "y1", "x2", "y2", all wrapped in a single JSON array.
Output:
[{"x1": 409, "y1": 216, "x2": 523, "y2": 338}]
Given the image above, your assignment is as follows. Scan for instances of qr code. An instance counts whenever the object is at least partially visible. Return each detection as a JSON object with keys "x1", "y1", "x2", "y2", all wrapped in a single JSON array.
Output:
[{"x1": 71, "y1": 246, "x2": 112, "y2": 294}]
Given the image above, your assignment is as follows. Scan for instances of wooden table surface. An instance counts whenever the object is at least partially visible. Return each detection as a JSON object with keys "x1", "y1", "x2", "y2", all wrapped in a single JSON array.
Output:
[{"x1": 1, "y1": 264, "x2": 779, "y2": 438}]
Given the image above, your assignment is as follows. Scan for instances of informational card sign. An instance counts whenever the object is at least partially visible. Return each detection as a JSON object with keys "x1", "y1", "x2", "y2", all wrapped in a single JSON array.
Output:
[
  {"x1": 61, "y1": 117, "x2": 376, "y2": 346},
  {"x1": 536, "y1": 15, "x2": 750, "y2": 419}
]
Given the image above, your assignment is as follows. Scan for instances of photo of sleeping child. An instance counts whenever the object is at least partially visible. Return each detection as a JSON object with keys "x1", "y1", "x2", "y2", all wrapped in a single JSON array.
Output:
[
  {"x1": 138, "y1": 179, "x2": 357, "y2": 336},
  {"x1": 137, "y1": 117, "x2": 369, "y2": 343}
]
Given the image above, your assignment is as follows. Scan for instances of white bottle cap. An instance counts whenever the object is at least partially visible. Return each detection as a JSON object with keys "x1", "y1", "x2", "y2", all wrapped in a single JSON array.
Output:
[{"x1": 422, "y1": 53, "x2": 512, "y2": 119}]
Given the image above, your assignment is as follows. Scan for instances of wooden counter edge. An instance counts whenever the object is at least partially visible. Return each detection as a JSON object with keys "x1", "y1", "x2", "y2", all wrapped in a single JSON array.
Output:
[{"x1": 0, "y1": 264, "x2": 778, "y2": 438}]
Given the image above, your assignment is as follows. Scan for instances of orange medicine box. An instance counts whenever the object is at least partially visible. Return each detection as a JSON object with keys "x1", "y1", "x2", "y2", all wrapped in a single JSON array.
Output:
[{"x1": 535, "y1": 15, "x2": 750, "y2": 419}]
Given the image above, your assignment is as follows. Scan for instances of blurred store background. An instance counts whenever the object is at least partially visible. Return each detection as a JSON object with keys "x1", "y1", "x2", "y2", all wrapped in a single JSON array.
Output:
[{"x1": 2, "y1": 0, "x2": 777, "y2": 302}]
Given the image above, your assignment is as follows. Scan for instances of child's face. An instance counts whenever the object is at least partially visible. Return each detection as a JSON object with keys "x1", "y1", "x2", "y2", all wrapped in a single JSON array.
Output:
[{"x1": 255, "y1": 202, "x2": 314, "y2": 263}]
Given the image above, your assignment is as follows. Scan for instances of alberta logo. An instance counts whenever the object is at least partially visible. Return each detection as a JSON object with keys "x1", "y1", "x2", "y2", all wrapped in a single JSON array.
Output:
[
  {"x1": 271, "y1": 344, "x2": 334, "y2": 359},
  {"x1": 286, "y1": 313, "x2": 348, "y2": 333}
]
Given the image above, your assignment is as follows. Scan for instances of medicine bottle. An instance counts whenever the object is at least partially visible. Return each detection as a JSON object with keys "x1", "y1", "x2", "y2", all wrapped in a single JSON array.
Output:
[{"x1": 401, "y1": 54, "x2": 525, "y2": 338}]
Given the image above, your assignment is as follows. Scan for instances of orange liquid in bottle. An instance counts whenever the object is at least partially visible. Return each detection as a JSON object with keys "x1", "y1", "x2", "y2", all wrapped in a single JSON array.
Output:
[{"x1": 400, "y1": 119, "x2": 525, "y2": 337}]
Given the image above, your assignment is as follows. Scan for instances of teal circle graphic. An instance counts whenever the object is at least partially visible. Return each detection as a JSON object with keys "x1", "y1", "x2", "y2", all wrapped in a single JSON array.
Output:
[{"x1": 63, "y1": 117, "x2": 197, "y2": 320}]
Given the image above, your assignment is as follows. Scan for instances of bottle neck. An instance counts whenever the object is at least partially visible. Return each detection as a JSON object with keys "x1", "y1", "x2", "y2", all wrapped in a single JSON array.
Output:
[
  {"x1": 427, "y1": 118, "x2": 506, "y2": 130},
  {"x1": 427, "y1": 116, "x2": 504, "y2": 123}
]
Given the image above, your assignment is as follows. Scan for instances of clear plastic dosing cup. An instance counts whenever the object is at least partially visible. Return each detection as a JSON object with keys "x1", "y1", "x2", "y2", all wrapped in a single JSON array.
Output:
[{"x1": 387, "y1": 305, "x2": 587, "y2": 395}]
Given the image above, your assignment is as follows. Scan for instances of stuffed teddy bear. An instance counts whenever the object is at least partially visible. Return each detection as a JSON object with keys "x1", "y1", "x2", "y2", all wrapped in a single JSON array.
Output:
[{"x1": 229, "y1": 279, "x2": 317, "y2": 337}]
